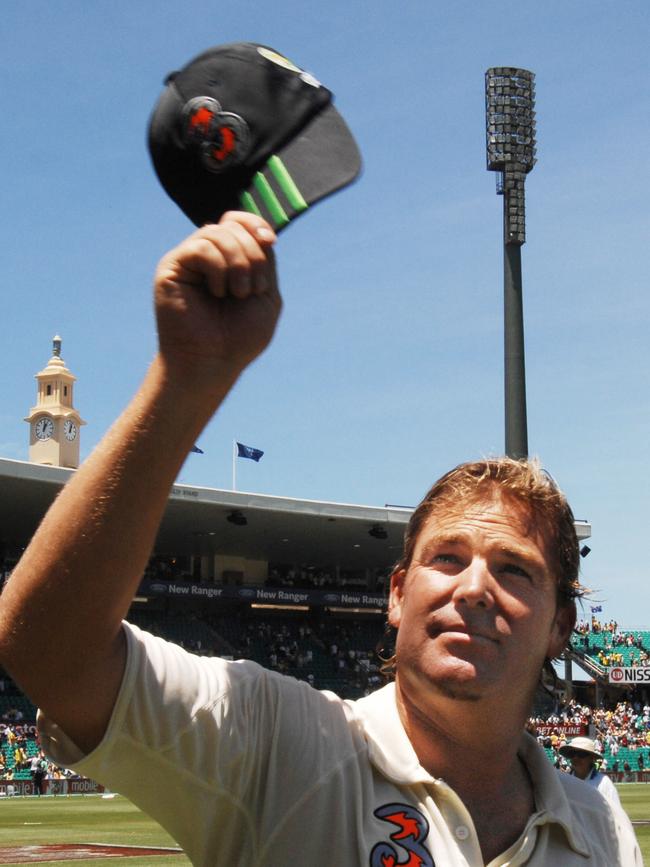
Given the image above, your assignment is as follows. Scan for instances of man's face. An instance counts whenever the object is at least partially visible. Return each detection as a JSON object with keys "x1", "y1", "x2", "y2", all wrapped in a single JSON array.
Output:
[
  {"x1": 567, "y1": 752, "x2": 594, "y2": 780},
  {"x1": 388, "y1": 492, "x2": 574, "y2": 708}
]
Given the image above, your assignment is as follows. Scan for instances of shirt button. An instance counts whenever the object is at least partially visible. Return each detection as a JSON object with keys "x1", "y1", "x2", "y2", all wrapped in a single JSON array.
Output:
[{"x1": 455, "y1": 825, "x2": 469, "y2": 841}]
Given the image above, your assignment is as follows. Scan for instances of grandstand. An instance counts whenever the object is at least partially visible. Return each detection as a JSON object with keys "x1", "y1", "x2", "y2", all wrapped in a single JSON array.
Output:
[
  {"x1": 0, "y1": 455, "x2": 407, "y2": 722},
  {"x1": 2, "y1": 454, "x2": 648, "y2": 792}
]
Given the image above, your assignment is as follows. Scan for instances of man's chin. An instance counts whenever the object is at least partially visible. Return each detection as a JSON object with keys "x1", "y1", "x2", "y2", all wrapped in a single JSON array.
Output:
[
  {"x1": 405, "y1": 657, "x2": 494, "y2": 703},
  {"x1": 429, "y1": 677, "x2": 484, "y2": 702}
]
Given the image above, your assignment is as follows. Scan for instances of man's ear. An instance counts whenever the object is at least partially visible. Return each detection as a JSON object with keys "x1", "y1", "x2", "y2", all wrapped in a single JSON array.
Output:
[
  {"x1": 388, "y1": 569, "x2": 406, "y2": 630},
  {"x1": 547, "y1": 599, "x2": 576, "y2": 659}
]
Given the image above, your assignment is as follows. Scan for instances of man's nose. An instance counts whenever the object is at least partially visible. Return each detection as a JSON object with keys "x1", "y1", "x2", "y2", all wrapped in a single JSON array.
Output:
[{"x1": 451, "y1": 558, "x2": 495, "y2": 609}]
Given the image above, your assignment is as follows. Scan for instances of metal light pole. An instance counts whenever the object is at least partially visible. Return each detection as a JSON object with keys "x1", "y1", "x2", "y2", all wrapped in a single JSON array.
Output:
[{"x1": 485, "y1": 68, "x2": 537, "y2": 459}]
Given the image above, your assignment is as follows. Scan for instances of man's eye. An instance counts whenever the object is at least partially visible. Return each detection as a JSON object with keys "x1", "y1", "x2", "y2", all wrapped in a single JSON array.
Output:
[
  {"x1": 433, "y1": 553, "x2": 459, "y2": 564},
  {"x1": 502, "y1": 563, "x2": 531, "y2": 579}
]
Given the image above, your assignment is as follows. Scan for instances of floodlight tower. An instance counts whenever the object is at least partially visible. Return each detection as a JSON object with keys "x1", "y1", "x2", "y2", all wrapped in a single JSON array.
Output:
[{"x1": 485, "y1": 67, "x2": 537, "y2": 459}]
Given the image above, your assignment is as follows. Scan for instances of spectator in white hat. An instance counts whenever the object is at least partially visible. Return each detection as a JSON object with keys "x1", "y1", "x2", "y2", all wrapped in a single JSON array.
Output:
[{"x1": 560, "y1": 736, "x2": 622, "y2": 809}]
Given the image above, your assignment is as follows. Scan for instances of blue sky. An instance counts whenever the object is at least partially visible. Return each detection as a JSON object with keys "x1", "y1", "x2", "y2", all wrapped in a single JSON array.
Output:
[{"x1": 3, "y1": 1, "x2": 648, "y2": 626}]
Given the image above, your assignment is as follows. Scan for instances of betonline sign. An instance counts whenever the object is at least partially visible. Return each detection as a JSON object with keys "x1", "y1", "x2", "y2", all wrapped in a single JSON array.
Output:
[{"x1": 609, "y1": 667, "x2": 650, "y2": 684}]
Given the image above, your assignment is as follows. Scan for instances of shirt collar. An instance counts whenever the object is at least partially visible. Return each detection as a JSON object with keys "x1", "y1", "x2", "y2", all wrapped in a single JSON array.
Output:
[
  {"x1": 350, "y1": 682, "x2": 435, "y2": 784},
  {"x1": 352, "y1": 686, "x2": 590, "y2": 858}
]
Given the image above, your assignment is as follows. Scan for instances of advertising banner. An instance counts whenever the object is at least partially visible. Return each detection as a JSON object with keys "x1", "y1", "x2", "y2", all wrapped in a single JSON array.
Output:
[
  {"x1": 140, "y1": 579, "x2": 387, "y2": 610},
  {"x1": 0, "y1": 778, "x2": 105, "y2": 797},
  {"x1": 608, "y1": 667, "x2": 650, "y2": 684},
  {"x1": 0, "y1": 723, "x2": 37, "y2": 738},
  {"x1": 534, "y1": 724, "x2": 586, "y2": 737}
]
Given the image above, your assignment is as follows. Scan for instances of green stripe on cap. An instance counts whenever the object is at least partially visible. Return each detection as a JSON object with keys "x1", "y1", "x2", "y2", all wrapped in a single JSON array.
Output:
[
  {"x1": 252, "y1": 173, "x2": 289, "y2": 229},
  {"x1": 267, "y1": 156, "x2": 308, "y2": 213},
  {"x1": 240, "y1": 191, "x2": 262, "y2": 217}
]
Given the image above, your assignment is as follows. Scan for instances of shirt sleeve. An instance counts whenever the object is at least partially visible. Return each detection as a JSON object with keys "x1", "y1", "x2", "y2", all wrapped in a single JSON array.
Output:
[
  {"x1": 594, "y1": 775, "x2": 643, "y2": 865},
  {"x1": 38, "y1": 620, "x2": 358, "y2": 864},
  {"x1": 39, "y1": 619, "x2": 293, "y2": 775}
]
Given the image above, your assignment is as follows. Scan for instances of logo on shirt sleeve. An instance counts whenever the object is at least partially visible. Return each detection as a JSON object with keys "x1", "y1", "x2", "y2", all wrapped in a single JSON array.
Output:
[{"x1": 370, "y1": 803, "x2": 435, "y2": 867}]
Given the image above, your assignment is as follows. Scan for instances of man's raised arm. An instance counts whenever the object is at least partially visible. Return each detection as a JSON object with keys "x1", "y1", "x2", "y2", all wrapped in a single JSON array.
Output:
[{"x1": 0, "y1": 213, "x2": 280, "y2": 754}]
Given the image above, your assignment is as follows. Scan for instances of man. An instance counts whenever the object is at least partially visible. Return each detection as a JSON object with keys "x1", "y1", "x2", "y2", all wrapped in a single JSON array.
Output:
[
  {"x1": 29, "y1": 750, "x2": 47, "y2": 796},
  {"x1": 0, "y1": 214, "x2": 641, "y2": 864},
  {"x1": 559, "y1": 736, "x2": 623, "y2": 810}
]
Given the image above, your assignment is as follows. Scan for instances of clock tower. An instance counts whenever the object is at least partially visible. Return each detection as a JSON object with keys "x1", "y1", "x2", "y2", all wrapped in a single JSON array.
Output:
[{"x1": 25, "y1": 336, "x2": 86, "y2": 468}]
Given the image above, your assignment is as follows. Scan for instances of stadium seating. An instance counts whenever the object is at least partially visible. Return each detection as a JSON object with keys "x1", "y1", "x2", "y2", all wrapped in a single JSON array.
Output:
[
  {"x1": 128, "y1": 607, "x2": 386, "y2": 699},
  {"x1": 570, "y1": 629, "x2": 650, "y2": 671},
  {"x1": 1, "y1": 736, "x2": 39, "y2": 780},
  {"x1": 0, "y1": 694, "x2": 36, "y2": 722},
  {"x1": 0, "y1": 611, "x2": 647, "y2": 774}
]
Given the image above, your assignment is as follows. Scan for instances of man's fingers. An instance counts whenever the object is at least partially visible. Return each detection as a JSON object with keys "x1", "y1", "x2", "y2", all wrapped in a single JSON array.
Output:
[
  {"x1": 219, "y1": 221, "x2": 273, "y2": 295},
  {"x1": 218, "y1": 213, "x2": 277, "y2": 296},
  {"x1": 204, "y1": 226, "x2": 254, "y2": 299},
  {"x1": 219, "y1": 211, "x2": 277, "y2": 247},
  {"x1": 159, "y1": 215, "x2": 276, "y2": 301},
  {"x1": 159, "y1": 236, "x2": 228, "y2": 298}
]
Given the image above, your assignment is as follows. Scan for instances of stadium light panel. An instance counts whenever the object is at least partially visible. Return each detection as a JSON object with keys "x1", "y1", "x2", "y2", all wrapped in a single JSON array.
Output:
[{"x1": 485, "y1": 66, "x2": 537, "y2": 245}]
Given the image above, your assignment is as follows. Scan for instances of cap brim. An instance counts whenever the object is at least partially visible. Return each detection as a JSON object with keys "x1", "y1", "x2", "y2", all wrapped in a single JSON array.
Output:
[
  {"x1": 559, "y1": 747, "x2": 599, "y2": 758},
  {"x1": 238, "y1": 104, "x2": 362, "y2": 232}
]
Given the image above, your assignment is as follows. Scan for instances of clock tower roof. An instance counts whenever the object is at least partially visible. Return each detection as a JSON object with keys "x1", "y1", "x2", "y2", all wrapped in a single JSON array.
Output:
[{"x1": 36, "y1": 335, "x2": 76, "y2": 382}]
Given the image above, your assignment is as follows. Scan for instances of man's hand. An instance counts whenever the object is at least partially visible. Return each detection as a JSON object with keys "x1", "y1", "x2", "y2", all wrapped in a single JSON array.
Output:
[{"x1": 155, "y1": 212, "x2": 281, "y2": 390}]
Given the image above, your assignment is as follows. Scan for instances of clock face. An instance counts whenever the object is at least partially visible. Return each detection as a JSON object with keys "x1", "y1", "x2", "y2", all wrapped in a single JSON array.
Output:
[
  {"x1": 34, "y1": 417, "x2": 54, "y2": 440},
  {"x1": 64, "y1": 419, "x2": 77, "y2": 441}
]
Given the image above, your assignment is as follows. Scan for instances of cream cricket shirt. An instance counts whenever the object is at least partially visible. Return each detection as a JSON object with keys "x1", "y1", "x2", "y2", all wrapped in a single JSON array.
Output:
[{"x1": 39, "y1": 623, "x2": 641, "y2": 866}]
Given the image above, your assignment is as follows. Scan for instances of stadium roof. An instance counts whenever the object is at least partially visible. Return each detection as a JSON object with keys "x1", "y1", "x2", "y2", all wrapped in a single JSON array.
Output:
[
  {"x1": 0, "y1": 458, "x2": 591, "y2": 570},
  {"x1": 0, "y1": 458, "x2": 411, "y2": 570}
]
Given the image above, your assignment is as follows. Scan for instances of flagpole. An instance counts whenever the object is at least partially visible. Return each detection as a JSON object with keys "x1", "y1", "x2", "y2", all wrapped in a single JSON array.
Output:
[{"x1": 232, "y1": 440, "x2": 236, "y2": 491}]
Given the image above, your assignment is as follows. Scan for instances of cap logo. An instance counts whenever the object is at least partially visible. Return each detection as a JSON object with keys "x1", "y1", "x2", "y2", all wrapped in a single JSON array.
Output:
[
  {"x1": 183, "y1": 96, "x2": 251, "y2": 174},
  {"x1": 256, "y1": 47, "x2": 302, "y2": 72},
  {"x1": 257, "y1": 47, "x2": 321, "y2": 88}
]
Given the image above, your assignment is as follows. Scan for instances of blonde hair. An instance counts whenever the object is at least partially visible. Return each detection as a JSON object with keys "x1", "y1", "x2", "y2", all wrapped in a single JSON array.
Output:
[
  {"x1": 380, "y1": 457, "x2": 584, "y2": 678},
  {"x1": 396, "y1": 457, "x2": 583, "y2": 602}
]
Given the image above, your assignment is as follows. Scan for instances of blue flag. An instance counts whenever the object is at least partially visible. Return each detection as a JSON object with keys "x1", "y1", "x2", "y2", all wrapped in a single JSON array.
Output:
[
  {"x1": 590, "y1": 605, "x2": 602, "y2": 613},
  {"x1": 190, "y1": 445, "x2": 204, "y2": 454},
  {"x1": 236, "y1": 442, "x2": 264, "y2": 462}
]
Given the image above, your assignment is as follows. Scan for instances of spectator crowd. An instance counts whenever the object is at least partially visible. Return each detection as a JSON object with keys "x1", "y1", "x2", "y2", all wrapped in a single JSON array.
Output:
[
  {"x1": 572, "y1": 619, "x2": 649, "y2": 668},
  {"x1": 2, "y1": 609, "x2": 650, "y2": 795},
  {"x1": 1, "y1": 715, "x2": 74, "y2": 790},
  {"x1": 528, "y1": 698, "x2": 650, "y2": 781}
]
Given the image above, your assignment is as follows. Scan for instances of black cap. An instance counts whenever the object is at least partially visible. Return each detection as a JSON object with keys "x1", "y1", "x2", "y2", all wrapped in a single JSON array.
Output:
[{"x1": 148, "y1": 43, "x2": 362, "y2": 231}]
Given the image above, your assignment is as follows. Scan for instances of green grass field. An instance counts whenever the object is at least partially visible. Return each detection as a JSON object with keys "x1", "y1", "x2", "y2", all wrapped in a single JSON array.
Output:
[
  {"x1": 0, "y1": 795, "x2": 190, "y2": 866},
  {"x1": 619, "y1": 784, "x2": 650, "y2": 863},
  {"x1": 0, "y1": 787, "x2": 648, "y2": 864}
]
